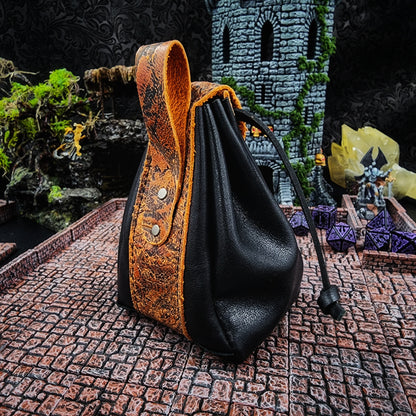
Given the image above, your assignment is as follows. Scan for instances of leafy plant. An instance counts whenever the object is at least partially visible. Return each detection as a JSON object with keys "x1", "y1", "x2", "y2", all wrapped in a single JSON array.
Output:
[{"x1": 0, "y1": 67, "x2": 92, "y2": 179}]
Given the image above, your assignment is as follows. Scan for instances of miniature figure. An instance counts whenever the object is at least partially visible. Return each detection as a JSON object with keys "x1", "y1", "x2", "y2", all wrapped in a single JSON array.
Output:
[
  {"x1": 53, "y1": 123, "x2": 86, "y2": 160},
  {"x1": 355, "y1": 147, "x2": 391, "y2": 219},
  {"x1": 328, "y1": 124, "x2": 416, "y2": 201}
]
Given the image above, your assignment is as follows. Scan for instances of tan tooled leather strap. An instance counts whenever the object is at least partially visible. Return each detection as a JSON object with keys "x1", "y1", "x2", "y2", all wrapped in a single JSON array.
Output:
[
  {"x1": 129, "y1": 40, "x2": 242, "y2": 337},
  {"x1": 135, "y1": 40, "x2": 191, "y2": 245}
]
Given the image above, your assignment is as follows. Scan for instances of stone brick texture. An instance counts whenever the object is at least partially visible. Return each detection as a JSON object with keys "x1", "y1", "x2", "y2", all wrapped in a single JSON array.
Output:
[
  {"x1": 210, "y1": 0, "x2": 335, "y2": 204},
  {"x1": 0, "y1": 200, "x2": 16, "y2": 225},
  {"x1": 211, "y1": 0, "x2": 332, "y2": 160},
  {"x1": 1, "y1": 199, "x2": 415, "y2": 415},
  {"x1": 0, "y1": 243, "x2": 16, "y2": 264}
]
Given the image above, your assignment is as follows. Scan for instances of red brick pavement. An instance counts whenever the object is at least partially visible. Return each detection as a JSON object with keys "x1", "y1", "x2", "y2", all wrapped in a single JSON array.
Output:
[{"x1": 0, "y1": 199, "x2": 415, "y2": 415}]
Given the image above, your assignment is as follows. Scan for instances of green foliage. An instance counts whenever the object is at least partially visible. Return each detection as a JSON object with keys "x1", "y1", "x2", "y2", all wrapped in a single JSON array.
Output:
[
  {"x1": 50, "y1": 119, "x2": 71, "y2": 137},
  {"x1": 20, "y1": 117, "x2": 37, "y2": 140},
  {"x1": 222, "y1": 76, "x2": 287, "y2": 120},
  {"x1": 292, "y1": 158, "x2": 316, "y2": 198},
  {"x1": 49, "y1": 68, "x2": 79, "y2": 90},
  {"x1": 297, "y1": 56, "x2": 316, "y2": 73},
  {"x1": 0, "y1": 147, "x2": 10, "y2": 172},
  {"x1": 0, "y1": 68, "x2": 91, "y2": 176},
  {"x1": 314, "y1": 1, "x2": 337, "y2": 71},
  {"x1": 48, "y1": 185, "x2": 63, "y2": 203},
  {"x1": 222, "y1": 0, "x2": 336, "y2": 197}
]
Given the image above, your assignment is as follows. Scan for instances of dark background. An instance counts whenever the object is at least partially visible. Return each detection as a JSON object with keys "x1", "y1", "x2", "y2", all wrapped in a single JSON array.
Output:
[
  {"x1": 0, "y1": 0, "x2": 211, "y2": 81},
  {"x1": 1, "y1": 0, "x2": 415, "y2": 176},
  {"x1": 324, "y1": 0, "x2": 416, "y2": 174}
]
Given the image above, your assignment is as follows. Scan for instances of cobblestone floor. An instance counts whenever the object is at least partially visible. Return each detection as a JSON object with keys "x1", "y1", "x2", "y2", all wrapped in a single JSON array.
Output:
[{"x1": 0, "y1": 201, "x2": 415, "y2": 415}]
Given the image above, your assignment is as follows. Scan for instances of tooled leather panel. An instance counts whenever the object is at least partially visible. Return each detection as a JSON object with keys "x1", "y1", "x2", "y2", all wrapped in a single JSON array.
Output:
[
  {"x1": 134, "y1": 40, "x2": 191, "y2": 245},
  {"x1": 128, "y1": 144, "x2": 194, "y2": 335},
  {"x1": 128, "y1": 42, "x2": 243, "y2": 337},
  {"x1": 129, "y1": 40, "x2": 193, "y2": 336}
]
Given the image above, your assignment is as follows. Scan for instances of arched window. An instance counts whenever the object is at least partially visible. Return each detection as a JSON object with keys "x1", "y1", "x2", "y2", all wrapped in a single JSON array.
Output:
[
  {"x1": 223, "y1": 25, "x2": 230, "y2": 64},
  {"x1": 307, "y1": 19, "x2": 318, "y2": 59},
  {"x1": 261, "y1": 21, "x2": 274, "y2": 61}
]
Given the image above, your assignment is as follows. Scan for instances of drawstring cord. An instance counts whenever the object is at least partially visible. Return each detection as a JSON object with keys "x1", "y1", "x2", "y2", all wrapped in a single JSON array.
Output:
[{"x1": 235, "y1": 108, "x2": 345, "y2": 321}]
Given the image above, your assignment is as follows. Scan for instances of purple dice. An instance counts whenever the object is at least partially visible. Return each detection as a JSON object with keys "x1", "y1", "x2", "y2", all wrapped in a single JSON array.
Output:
[
  {"x1": 367, "y1": 208, "x2": 396, "y2": 232},
  {"x1": 326, "y1": 222, "x2": 356, "y2": 252},
  {"x1": 312, "y1": 205, "x2": 337, "y2": 230},
  {"x1": 289, "y1": 211, "x2": 309, "y2": 236},
  {"x1": 364, "y1": 227, "x2": 390, "y2": 251},
  {"x1": 391, "y1": 231, "x2": 416, "y2": 254}
]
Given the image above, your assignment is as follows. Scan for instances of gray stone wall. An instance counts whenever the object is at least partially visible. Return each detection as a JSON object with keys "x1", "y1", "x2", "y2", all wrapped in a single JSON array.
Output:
[{"x1": 210, "y1": 0, "x2": 335, "y2": 203}]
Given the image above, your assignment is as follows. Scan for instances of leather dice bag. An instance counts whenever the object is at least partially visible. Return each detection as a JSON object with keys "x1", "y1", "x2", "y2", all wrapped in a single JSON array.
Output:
[{"x1": 118, "y1": 40, "x2": 344, "y2": 363}]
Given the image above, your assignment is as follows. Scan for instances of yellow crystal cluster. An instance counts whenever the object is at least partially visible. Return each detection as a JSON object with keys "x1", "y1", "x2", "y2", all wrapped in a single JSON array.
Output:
[{"x1": 328, "y1": 124, "x2": 416, "y2": 200}]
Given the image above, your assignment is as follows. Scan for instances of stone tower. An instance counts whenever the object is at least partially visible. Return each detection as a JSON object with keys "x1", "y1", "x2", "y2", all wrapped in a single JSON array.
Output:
[{"x1": 205, "y1": 0, "x2": 336, "y2": 205}]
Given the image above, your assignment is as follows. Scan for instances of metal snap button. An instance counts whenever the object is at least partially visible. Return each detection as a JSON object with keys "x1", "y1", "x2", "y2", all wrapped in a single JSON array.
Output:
[
  {"x1": 157, "y1": 188, "x2": 168, "y2": 200},
  {"x1": 151, "y1": 224, "x2": 160, "y2": 236}
]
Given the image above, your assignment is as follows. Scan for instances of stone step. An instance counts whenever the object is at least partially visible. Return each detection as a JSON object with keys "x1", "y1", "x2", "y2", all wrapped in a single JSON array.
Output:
[{"x1": 0, "y1": 242, "x2": 16, "y2": 264}]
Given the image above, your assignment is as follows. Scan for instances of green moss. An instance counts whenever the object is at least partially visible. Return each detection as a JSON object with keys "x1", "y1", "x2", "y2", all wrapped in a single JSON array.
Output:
[
  {"x1": 297, "y1": 56, "x2": 316, "y2": 72},
  {"x1": 50, "y1": 119, "x2": 71, "y2": 137},
  {"x1": 292, "y1": 158, "x2": 316, "y2": 198},
  {"x1": 33, "y1": 83, "x2": 53, "y2": 101},
  {"x1": 10, "y1": 82, "x2": 32, "y2": 99},
  {"x1": 221, "y1": 76, "x2": 287, "y2": 120},
  {"x1": 0, "y1": 68, "x2": 92, "y2": 175},
  {"x1": 49, "y1": 68, "x2": 79, "y2": 91},
  {"x1": 27, "y1": 209, "x2": 73, "y2": 232},
  {"x1": 19, "y1": 117, "x2": 37, "y2": 140},
  {"x1": 47, "y1": 185, "x2": 63, "y2": 203},
  {"x1": 0, "y1": 146, "x2": 10, "y2": 172}
]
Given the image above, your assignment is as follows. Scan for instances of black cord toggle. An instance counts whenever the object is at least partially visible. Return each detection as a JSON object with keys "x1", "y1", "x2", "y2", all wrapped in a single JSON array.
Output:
[{"x1": 318, "y1": 285, "x2": 346, "y2": 321}]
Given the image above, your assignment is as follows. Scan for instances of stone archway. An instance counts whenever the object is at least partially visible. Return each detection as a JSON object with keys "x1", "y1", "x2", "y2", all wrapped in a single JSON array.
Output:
[{"x1": 255, "y1": 159, "x2": 281, "y2": 201}]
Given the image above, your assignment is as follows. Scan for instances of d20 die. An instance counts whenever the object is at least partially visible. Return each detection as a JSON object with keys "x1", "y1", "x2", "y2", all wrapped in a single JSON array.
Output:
[
  {"x1": 367, "y1": 208, "x2": 396, "y2": 232},
  {"x1": 326, "y1": 222, "x2": 356, "y2": 252},
  {"x1": 391, "y1": 231, "x2": 416, "y2": 254},
  {"x1": 364, "y1": 227, "x2": 390, "y2": 251},
  {"x1": 289, "y1": 211, "x2": 309, "y2": 236},
  {"x1": 312, "y1": 205, "x2": 337, "y2": 230}
]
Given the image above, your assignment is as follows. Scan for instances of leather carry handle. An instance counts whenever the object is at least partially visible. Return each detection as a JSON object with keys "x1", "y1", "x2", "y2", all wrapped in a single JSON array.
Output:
[
  {"x1": 235, "y1": 108, "x2": 345, "y2": 321},
  {"x1": 133, "y1": 41, "x2": 244, "y2": 246},
  {"x1": 134, "y1": 41, "x2": 191, "y2": 245}
]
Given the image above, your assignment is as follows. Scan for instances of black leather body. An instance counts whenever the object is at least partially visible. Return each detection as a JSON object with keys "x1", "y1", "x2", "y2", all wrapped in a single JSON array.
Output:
[
  {"x1": 117, "y1": 150, "x2": 146, "y2": 310},
  {"x1": 182, "y1": 98, "x2": 303, "y2": 362},
  {"x1": 117, "y1": 97, "x2": 303, "y2": 362}
]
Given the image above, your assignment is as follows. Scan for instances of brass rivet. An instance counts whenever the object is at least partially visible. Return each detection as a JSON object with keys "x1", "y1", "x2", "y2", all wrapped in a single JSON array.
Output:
[{"x1": 158, "y1": 188, "x2": 168, "y2": 200}]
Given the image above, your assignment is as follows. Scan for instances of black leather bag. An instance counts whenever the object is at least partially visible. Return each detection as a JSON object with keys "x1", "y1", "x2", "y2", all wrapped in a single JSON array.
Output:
[{"x1": 118, "y1": 40, "x2": 344, "y2": 362}]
